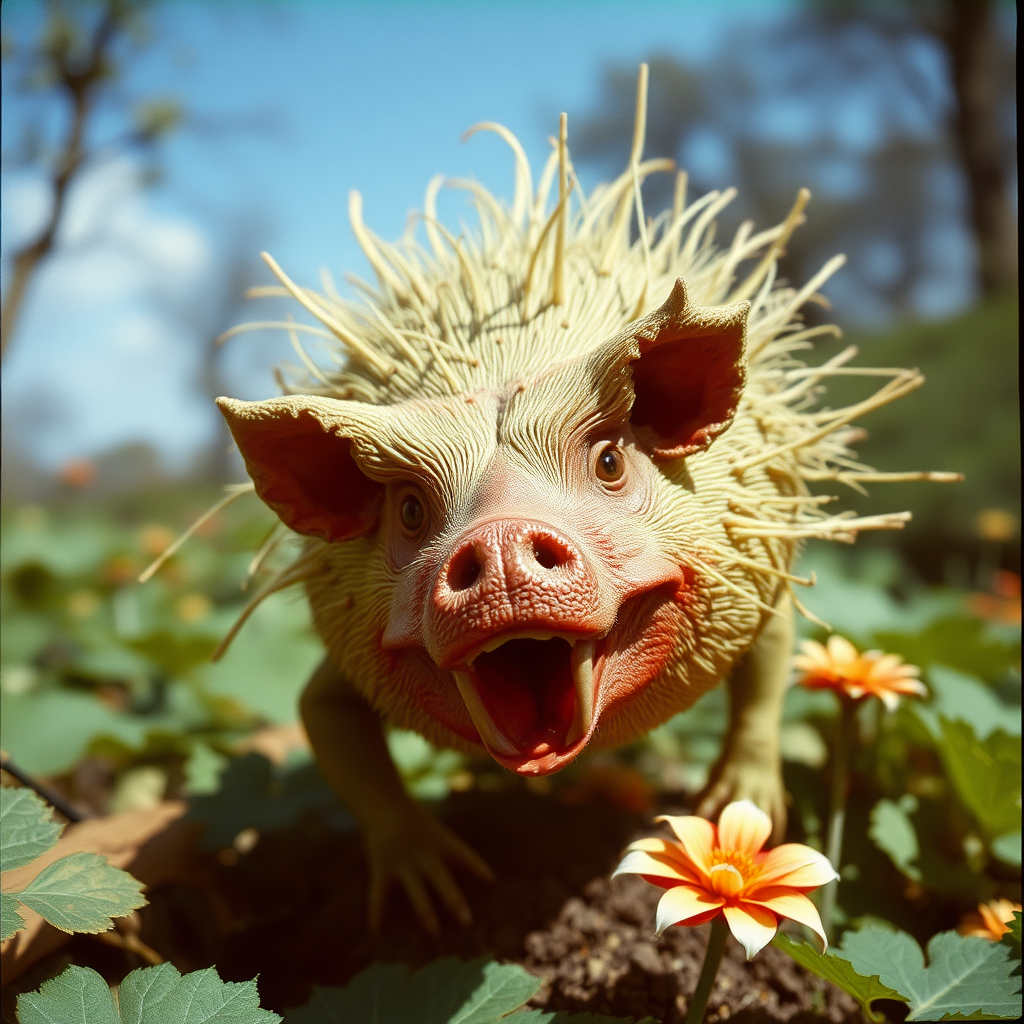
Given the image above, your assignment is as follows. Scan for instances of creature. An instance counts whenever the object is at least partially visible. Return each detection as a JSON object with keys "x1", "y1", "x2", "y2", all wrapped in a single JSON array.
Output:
[{"x1": 206, "y1": 67, "x2": 956, "y2": 932}]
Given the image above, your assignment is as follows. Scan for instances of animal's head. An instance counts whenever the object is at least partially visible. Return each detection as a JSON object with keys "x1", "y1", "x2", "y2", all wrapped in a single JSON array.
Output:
[{"x1": 219, "y1": 281, "x2": 750, "y2": 775}]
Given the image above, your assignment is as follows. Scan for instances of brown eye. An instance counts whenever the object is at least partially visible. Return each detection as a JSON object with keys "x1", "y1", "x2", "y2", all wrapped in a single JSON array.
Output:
[
  {"x1": 595, "y1": 444, "x2": 625, "y2": 485},
  {"x1": 400, "y1": 494, "x2": 425, "y2": 533}
]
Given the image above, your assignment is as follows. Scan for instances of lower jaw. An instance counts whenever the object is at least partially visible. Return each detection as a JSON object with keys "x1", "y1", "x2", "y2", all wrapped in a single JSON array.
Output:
[
  {"x1": 486, "y1": 731, "x2": 594, "y2": 776},
  {"x1": 451, "y1": 638, "x2": 600, "y2": 775},
  {"x1": 476, "y1": 652, "x2": 606, "y2": 776},
  {"x1": 450, "y1": 590, "x2": 681, "y2": 774},
  {"x1": 457, "y1": 687, "x2": 600, "y2": 776}
]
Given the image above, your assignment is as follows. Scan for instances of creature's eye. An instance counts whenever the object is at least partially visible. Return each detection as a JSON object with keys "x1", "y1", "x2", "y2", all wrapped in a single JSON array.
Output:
[
  {"x1": 399, "y1": 492, "x2": 425, "y2": 535},
  {"x1": 593, "y1": 443, "x2": 626, "y2": 487}
]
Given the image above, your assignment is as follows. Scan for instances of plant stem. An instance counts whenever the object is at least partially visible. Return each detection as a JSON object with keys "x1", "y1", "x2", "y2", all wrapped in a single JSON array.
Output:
[
  {"x1": 685, "y1": 915, "x2": 729, "y2": 1024},
  {"x1": 820, "y1": 695, "x2": 858, "y2": 939},
  {"x1": 0, "y1": 753, "x2": 85, "y2": 822}
]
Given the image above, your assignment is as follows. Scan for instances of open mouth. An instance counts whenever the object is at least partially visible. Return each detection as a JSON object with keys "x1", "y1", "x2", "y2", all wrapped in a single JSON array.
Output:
[{"x1": 453, "y1": 633, "x2": 598, "y2": 771}]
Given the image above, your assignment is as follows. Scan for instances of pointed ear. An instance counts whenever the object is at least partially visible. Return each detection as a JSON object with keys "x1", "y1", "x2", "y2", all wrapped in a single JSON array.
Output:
[
  {"x1": 627, "y1": 279, "x2": 749, "y2": 460},
  {"x1": 217, "y1": 395, "x2": 384, "y2": 543}
]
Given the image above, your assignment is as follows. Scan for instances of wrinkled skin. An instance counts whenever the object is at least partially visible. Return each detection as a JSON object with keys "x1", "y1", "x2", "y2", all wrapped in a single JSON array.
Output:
[{"x1": 222, "y1": 284, "x2": 794, "y2": 932}]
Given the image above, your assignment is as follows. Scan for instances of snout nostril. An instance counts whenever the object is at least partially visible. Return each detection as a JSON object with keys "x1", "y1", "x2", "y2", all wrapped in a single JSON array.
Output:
[
  {"x1": 531, "y1": 534, "x2": 570, "y2": 571},
  {"x1": 448, "y1": 546, "x2": 483, "y2": 592}
]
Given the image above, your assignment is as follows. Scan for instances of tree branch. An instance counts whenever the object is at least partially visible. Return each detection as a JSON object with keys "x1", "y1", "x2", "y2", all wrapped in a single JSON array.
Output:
[{"x1": 0, "y1": 2, "x2": 122, "y2": 360}]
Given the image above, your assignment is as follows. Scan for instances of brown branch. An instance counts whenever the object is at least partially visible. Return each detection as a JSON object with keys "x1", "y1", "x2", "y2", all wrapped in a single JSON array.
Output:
[
  {"x1": 0, "y1": 751, "x2": 87, "y2": 822},
  {"x1": 0, "y1": 2, "x2": 123, "y2": 360}
]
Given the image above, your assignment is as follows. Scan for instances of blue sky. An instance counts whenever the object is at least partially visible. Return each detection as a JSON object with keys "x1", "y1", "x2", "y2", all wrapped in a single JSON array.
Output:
[{"x1": 5, "y1": 0, "x2": 965, "y2": 473}]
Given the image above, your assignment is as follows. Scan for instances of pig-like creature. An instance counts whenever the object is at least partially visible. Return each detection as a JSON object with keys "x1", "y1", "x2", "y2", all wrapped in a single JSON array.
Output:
[{"x1": 214, "y1": 69, "x2": 953, "y2": 931}]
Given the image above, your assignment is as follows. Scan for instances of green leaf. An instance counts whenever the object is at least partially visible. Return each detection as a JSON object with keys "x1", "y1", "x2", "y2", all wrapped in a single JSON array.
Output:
[
  {"x1": 17, "y1": 963, "x2": 281, "y2": 1024},
  {"x1": 1, "y1": 889, "x2": 27, "y2": 941},
  {"x1": 184, "y1": 741, "x2": 229, "y2": 796},
  {"x1": 127, "y1": 631, "x2": 219, "y2": 678},
  {"x1": 18, "y1": 965, "x2": 120, "y2": 1024},
  {"x1": 117, "y1": 963, "x2": 181, "y2": 1024},
  {"x1": 869, "y1": 796, "x2": 922, "y2": 881},
  {"x1": 990, "y1": 832, "x2": 1021, "y2": 867},
  {"x1": 915, "y1": 668, "x2": 1021, "y2": 741},
  {"x1": 285, "y1": 957, "x2": 542, "y2": 1024},
  {"x1": 939, "y1": 719, "x2": 1021, "y2": 840},
  {"x1": 909, "y1": 800, "x2": 997, "y2": 904},
  {"x1": 772, "y1": 931, "x2": 907, "y2": 1022},
  {"x1": 837, "y1": 924, "x2": 1022, "y2": 1020},
  {"x1": 999, "y1": 911, "x2": 1021, "y2": 990},
  {"x1": 1003, "y1": 911, "x2": 1021, "y2": 957},
  {"x1": 11, "y1": 850, "x2": 146, "y2": 933},
  {"x1": 511, "y1": 1013, "x2": 657, "y2": 1022},
  {"x1": 0, "y1": 785, "x2": 64, "y2": 870},
  {"x1": 874, "y1": 617, "x2": 1021, "y2": 685},
  {"x1": 120, "y1": 963, "x2": 281, "y2": 1023}
]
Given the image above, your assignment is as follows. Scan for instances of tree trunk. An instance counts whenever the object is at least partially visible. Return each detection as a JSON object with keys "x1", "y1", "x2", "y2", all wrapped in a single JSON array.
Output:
[{"x1": 946, "y1": 0, "x2": 1017, "y2": 296}]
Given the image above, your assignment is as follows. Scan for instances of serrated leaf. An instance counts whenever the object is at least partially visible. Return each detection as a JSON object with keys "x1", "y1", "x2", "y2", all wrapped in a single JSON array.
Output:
[
  {"x1": 12, "y1": 850, "x2": 146, "y2": 933},
  {"x1": 511, "y1": 1013, "x2": 658, "y2": 1023},
  {"x1": 17, "y1": 963, "x2": 281, "y2": 1024},
  {"x1": 121, "y1": 963, "x2": 281, "y2": 1023},
  {"x1": 869, "y1": 797, "x2": 922, "y2": 881},
  {"x1": 285, "y1": 957, "x2": 542, "y2": 1024},
  {"x1": 1, "y1": 889, "x2": 27, "y2": 941},
  {"x1": 939, "y1": 719, "x2": 1021, "y2": 840},
  {"x1": 0, "y1": 785, "x2": 64, "y2": 870},
  {"x1": 837, "y1": 924, "x2": 1022, "y2": 1020},
  {"x1": 118, "y1": 962, "x2": 181, "y2": 1023},
  {"x1": 1001, "y1": 911, "x2": 1021, "y2": 965},
  {"x1": 772, "y1": 931, "x2": 906, "y2": 1022},
  {"x1": 17, "y1": 965, "x2": 120, "y2": 1024}
]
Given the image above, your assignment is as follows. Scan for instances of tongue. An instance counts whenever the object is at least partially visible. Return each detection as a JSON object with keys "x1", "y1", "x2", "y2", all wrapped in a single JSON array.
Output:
[{"x1": 473, "y1": 637, "x2": 576, "y2": 752}]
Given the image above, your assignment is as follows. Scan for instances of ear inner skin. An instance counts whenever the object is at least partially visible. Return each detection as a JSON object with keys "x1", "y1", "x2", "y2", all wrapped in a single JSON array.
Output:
[
  {"x1": 631, "y1": 330, "x2": 745, "y2": 459},
  {"x1": 227, "y1": 409, "x2": 383, "y2": 542},
  {"x1": 626, "y1": 279, "x2": 748, "y2": 461}
]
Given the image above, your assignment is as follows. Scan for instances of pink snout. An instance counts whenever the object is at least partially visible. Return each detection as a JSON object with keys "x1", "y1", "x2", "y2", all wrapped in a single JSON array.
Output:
[{"x1": 427, "y1": 519, "x2": 601, "y2": 668}]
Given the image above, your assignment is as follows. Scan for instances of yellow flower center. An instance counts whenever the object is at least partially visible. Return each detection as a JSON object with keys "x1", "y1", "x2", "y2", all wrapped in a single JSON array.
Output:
[
  {"x1": 708, "y1": 849, "x2": 757, "y2": 897},
  {"x1": 709, "y1": 863, "x2": 744, "y2": 897}
]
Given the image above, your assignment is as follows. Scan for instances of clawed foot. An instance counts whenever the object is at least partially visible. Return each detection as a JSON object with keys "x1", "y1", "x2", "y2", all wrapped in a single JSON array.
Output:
[
  {"x1": 365, "y1": 801, "x2": 494, "y2": 934},
  {"x1": 696, "y1": 752, "x2": 787, "y2": 843}
]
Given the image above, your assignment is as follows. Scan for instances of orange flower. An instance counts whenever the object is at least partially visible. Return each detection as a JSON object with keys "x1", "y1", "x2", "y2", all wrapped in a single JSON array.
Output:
[
  {"x1": 794, "y1": 635, "x2": 926, "y2": 711},
  {"x1": 57, "y1": 458, "x2": 97, "y2": 489},
  {"x1": 957, "y1": 899, "x2": 1021, "y2": 941},
  {"x1": 613, "y1": 800, "x2": 837, "y2": 959}
]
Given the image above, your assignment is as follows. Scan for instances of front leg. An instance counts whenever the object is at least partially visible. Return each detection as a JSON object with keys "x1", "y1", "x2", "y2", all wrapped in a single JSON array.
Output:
[
  {"x1": 696, "y1": 590, "x2": 792, "y2": 841},
  {"x1": 300, "y1": 657, "x2": 493, "y2": 933}
]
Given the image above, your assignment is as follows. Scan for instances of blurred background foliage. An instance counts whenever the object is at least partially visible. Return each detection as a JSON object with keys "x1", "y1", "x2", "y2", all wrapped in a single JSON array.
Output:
[{"x1": 0, "y1": 0, "x2": 1018, "y2": 969}]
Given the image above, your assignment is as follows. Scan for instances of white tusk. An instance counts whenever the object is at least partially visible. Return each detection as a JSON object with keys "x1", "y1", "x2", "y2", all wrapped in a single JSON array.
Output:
[
  {"x1": 453, "y1": 671, "x2": 519, "y2": 756},
  {"x1": 566, "y1": 640, "x2": 596, "y2": 745}
]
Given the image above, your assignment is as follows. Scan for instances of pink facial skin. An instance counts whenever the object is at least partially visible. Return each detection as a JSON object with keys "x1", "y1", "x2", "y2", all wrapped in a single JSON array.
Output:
[{"x1": 378, "y1": 434, "x2": 691, "y2": 776}]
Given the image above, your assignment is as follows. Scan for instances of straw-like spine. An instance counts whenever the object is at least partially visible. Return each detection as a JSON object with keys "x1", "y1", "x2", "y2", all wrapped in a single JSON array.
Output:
[{"x1": 198, "y1": 63, "x2": 959, "y2": 663}]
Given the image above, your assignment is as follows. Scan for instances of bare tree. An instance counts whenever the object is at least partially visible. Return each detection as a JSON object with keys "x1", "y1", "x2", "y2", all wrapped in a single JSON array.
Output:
[
  {"x1": 767, "y1": 0, "x2": 1016, "y2": 299},
  {"x1": 572, "y1": 1, "x2": 1015, "y2": 320},
  {"x1": 1, "y1": 0, "x2": 182, "y2": 360}
]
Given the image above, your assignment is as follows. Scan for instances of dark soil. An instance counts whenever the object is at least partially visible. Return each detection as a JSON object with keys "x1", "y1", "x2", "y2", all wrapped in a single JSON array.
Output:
[{"x1": 4, "y1": 788, "x2": 872, "y2": 1022}]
